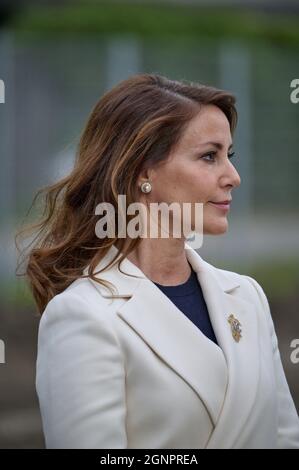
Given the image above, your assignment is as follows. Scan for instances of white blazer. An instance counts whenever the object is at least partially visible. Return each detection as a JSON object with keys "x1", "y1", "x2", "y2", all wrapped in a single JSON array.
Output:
[{"x1": 36, "y1": 243, "x2": 299, "y2": 449}]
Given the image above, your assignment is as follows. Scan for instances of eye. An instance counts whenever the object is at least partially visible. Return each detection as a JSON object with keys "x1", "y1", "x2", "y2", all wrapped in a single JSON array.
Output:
[
  {"x1": 201, "y1": 151, "x2": 237, "y2": 163},
  {"x1": 201, "y1": 152, "x2": 216, "y2": 162}
]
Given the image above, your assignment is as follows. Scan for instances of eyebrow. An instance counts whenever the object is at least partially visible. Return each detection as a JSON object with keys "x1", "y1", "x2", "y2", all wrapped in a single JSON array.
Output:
[{"x1": 200, "y1": 141, "x2": 233, "y2": 150}]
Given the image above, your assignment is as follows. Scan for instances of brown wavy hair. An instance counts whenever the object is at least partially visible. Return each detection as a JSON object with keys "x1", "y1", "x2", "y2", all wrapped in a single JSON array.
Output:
[{"x1": 15, "y1": 73, "x2": 237, "y2": 315}]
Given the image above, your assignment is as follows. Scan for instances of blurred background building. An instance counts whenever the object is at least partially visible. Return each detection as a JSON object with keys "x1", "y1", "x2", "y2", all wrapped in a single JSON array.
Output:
[{"x1": 0, "y1": 0, "x2": 298, "y2": 448}]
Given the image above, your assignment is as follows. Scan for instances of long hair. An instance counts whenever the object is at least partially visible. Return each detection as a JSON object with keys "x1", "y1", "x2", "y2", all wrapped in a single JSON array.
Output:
[{"x1": 15, "y1": 73, "x2": 237, "y2": 314}]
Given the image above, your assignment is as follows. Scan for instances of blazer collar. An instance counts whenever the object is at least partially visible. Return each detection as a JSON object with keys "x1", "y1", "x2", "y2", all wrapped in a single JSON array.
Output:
[
  {"x1": 83, "y1": 242, "x2": 240, "y2": 298},
  {"x1": 85, "y1": 243, "x2": 260, "y2": 448}
]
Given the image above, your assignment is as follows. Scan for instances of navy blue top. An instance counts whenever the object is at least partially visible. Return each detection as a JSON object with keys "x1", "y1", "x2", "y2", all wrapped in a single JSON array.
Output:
[{"x1": 154, "y1": 267, "x2": 218, "y2": 345}]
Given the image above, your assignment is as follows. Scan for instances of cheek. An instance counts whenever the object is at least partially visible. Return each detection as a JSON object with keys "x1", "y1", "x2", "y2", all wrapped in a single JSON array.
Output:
[
  {"x1": 182, "y1": 168, "x2": 216, "y2": 202},
  {"x1": 153, "y1": 164, "x2": 216, "y2": 203},
  {"x1": 151, "y1": 167, "x2": 183, "y2": 201}
]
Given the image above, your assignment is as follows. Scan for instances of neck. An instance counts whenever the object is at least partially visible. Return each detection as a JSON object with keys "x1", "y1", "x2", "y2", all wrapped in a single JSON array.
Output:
[{"x1": 125, "y1": 238, "x2": 192, "y2": 286}]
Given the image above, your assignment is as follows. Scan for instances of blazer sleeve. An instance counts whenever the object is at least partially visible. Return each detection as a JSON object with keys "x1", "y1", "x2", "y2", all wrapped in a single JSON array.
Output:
[
  {"x1": 243, "y1": 275, "x2": 299, "y2": 449},
  {"x1": 36, "y1": 291, "x2": 128, "y2": 449}
]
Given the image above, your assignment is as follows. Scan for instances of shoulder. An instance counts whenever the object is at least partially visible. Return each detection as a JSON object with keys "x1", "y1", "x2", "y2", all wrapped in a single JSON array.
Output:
[
  {"x1": 38, "y1": 276, "x2": 123, "y2": 344},
  {"x1": 221, "y1": 266, "x2": 270, "y2": 310},
  {"x1": 42, "y1": 275, "x2": 117, "y2": 314},
  {"x1": 203, "y1": 257, "x2": 268, "y2": 302},
  {"x1": 207, "y1": 261, "x2": 277, "y2": 345},
  {"x1": 203, "y1": 257, "x2": 273, "y2": 321},
  {"x1": 36, "y1": 277, "x2": 126, "y2": 413}
]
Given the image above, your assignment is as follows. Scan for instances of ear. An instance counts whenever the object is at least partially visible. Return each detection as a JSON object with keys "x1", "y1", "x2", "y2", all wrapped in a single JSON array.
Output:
[{"x1": 138, "y1": 165, "x2": 156, "y2": 185}]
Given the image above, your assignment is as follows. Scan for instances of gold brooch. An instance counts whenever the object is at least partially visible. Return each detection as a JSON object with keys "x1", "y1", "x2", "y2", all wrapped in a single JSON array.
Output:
[{"x1": 228, "y1": 314, "x2": 242, "y2": 342}]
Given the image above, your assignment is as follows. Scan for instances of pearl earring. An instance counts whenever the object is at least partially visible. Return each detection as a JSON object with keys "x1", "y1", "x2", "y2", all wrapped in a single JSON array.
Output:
[{"x1": 140, "y1": 181, "x2": 152, "y2": 193}]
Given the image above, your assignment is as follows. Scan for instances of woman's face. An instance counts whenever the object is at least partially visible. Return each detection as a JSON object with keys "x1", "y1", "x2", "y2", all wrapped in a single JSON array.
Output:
[{"x1": 143, "y1": 104, "x2": 241, "y2": 236}]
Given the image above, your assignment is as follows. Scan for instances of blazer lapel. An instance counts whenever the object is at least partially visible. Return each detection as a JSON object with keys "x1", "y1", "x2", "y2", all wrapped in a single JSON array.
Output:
[
  {"x1": 85, "y1": 244, "x2": 260, "y2": 448},
  {"x1": 117, "y1": 277, "x2": 228, "y2": 427},
  {"x1": 187, "y1": 248, "x2": 260, "y2": 448}
]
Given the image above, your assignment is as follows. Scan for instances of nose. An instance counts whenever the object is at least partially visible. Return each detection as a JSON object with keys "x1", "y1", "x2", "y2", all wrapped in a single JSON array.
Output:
[{"x1": 222, "y1": 160, "x2": 241, "y2": 189}]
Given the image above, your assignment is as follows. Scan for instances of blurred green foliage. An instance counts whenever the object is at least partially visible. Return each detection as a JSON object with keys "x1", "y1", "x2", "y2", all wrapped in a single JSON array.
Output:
[
  {"x1": 1, "y1": 278, "x2": 35, "y2": 310},
  {"x1": 3, "y1": 2, "x2": 299, "y2": 310},
  {"x1": 8, "y1": 3, "x2": 299, "y2": 47}
]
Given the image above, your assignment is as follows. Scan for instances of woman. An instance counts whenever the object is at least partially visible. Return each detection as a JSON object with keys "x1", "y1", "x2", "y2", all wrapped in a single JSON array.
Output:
[{"x1": 19, "y1": 73, "x2": 299, "y2": 448}]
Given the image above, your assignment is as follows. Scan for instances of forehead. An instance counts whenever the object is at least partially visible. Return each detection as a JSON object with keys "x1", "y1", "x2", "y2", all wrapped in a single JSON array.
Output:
[{"x1": 179, "y1": 104, "x2": 231, "y2": 148}]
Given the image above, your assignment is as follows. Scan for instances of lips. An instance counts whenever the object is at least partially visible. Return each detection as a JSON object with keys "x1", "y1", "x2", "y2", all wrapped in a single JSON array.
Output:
[
  {"x1": 209, "y1": 200, "x2": 232, "y2": 204},
  {"x1": 208, "y1": 200, "x2": 231, "y2": 211}
]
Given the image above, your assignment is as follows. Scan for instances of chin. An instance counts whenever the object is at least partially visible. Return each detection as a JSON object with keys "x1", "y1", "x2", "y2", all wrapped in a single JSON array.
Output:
[{"x1": 203, "y1": 220, "x2": 228, "y2": 235}]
